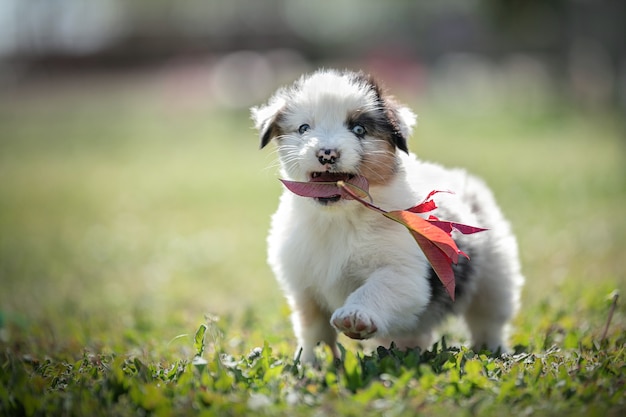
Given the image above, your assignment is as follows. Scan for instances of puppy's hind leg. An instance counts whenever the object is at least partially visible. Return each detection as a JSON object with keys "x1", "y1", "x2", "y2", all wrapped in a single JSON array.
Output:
[
  {"x1": 460, "y1": 176, "x2": 524, "y2": 353},
  {"x1": 463, "y1": 268, "x2": 523, "y2": 353}
]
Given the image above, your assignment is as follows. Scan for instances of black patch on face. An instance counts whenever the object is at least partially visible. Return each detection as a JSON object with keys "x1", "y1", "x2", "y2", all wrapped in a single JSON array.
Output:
[
  {"x1": 347, "y1": 112, "x2": 389, "y2": 138},
  {"x1": 349, "y1": 72, "x2": 409, "y2": 153}
]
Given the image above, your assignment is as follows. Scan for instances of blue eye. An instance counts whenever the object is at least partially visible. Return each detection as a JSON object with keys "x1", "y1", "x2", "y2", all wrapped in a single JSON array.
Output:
[
  {"x1": 351, "y1": 124, "x2": 366, "y2": 137},
  {"x1": 298, "y1": 124, "x2": 310, "y2": 134}
]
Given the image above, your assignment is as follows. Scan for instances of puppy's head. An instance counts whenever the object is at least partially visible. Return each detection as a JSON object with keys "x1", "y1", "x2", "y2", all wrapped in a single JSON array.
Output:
[{"x1": 252, "y1": 69, "x2": 416, "y2": 204}]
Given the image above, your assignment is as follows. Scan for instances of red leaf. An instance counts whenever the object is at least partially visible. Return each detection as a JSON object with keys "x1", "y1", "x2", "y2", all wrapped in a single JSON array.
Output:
[
  {"x1": 409, "y1": 231, "x2": 456, "y2": 300},
  {"x1": 408, "y1": 200, "x2": 437, "y2": 213},
  {"x1": 407, "y1": 190, "x2": 453, "y2": 214},
  {"x1": 280, "y1": 179, "x2": 342, "y2": 199},
  {"x1": 279, "y1": 176, "x2": 369, "y2": 200},
  {"x1": 426, "y1": 219, "x2": 489, "y2": 236},
  {"x1": 384, "y1": 210, "x2": 462, "y2": 264},
  {"x1": 336, "y1": 179, "x2": 372, "y2": 202}
]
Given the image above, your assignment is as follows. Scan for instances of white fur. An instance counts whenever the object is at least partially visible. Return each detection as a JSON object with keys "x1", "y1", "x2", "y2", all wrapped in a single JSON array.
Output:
[{"x1": 252, "y1": 69, "x2": 524, "y2": 362}]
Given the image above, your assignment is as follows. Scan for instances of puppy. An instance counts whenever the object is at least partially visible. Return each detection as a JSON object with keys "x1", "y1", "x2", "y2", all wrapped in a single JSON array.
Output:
[{"x1": 252, "y1": 69, "x2": 524, "y2": 363}]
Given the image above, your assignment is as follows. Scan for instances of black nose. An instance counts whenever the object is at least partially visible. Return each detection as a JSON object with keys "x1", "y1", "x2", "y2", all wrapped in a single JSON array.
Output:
[{"x1": 317, "y1": 148, "x2": 339, "y2": 165}]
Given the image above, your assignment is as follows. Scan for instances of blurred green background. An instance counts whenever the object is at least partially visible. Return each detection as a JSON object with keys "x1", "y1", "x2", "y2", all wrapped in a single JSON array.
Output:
[{"x1": 0, "y1": 0, "x2": 624, "y2": 354}]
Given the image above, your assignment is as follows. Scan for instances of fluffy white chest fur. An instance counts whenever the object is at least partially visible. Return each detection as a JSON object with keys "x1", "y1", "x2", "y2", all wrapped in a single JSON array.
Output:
[{"x1": 252, "y1": 69, "x2": 524, "y2": 363}]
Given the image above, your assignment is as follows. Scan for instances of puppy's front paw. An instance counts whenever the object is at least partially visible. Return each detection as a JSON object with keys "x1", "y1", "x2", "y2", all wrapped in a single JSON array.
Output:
[{"x1": 331, "y1": 306, "x2": 378, "y2": 339}]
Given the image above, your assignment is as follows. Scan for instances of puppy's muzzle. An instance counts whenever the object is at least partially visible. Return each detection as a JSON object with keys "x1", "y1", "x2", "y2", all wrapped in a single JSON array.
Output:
[{"x1": 317, "y1": 148, "x2": 339, "y2": 165}]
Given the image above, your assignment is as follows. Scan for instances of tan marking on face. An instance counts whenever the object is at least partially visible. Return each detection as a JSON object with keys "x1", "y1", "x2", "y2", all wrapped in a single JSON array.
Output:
[{"x1": 359, "y1": 137, "x2": 399, "y2": 186}]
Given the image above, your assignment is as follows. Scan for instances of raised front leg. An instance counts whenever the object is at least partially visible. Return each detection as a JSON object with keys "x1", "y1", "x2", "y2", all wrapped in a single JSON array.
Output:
[
  {"x1": 330, "y1": 265, "x2": 431, "y2": 341},
  {"x1": 331, "y1": 306, "x2": 378, "y2": 339}
]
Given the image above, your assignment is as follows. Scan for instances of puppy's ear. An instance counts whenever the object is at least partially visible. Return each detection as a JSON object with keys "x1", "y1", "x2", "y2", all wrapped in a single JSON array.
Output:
[
  {"x1": 385, "y1": 98, "x2": 417, "y2": 154},
  {"x1": 392, "y1": 104, "x2": 417, "y2": 140},
  {"x1": 251, "y1": 96, "x2": 285, "y2": 149},
  {"x1": 359, "y1": 72, "x2": 416, "y2": 154}
]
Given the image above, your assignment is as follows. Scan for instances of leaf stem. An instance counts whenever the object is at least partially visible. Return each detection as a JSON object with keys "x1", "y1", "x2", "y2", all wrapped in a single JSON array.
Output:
[{"x1": 337, "y1": 181, "x2": 387, "y2": 214}]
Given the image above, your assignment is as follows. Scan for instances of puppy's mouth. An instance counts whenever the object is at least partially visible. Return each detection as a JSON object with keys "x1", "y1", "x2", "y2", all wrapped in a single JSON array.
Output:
[{"x1": 309, "y1": 172, "x2": 356, "y2": 205}]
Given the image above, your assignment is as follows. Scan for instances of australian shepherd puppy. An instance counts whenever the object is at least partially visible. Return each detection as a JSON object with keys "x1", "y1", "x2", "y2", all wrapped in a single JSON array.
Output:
[{"x1": 252, "y1": 69, "x2": 524, "y2": 363}]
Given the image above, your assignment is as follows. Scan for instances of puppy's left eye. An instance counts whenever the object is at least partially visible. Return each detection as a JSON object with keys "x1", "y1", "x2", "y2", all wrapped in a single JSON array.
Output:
[
  {"x1": 351, "y1": 124, "x2": 366, "y2": 137},
  {"x1": 298, "y1": 124, "x2": 311, "y2": 135}
]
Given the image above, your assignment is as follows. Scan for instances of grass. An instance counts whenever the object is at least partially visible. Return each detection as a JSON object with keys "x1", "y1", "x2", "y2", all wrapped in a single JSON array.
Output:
[{"x1": 0, "y1": 73, "x2": 625, "y2": 416}]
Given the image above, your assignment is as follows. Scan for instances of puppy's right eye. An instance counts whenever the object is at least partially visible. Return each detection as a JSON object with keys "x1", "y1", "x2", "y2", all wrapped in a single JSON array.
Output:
[{"x1": 298, "y1": 124, "x2": 310, "y2": 135}]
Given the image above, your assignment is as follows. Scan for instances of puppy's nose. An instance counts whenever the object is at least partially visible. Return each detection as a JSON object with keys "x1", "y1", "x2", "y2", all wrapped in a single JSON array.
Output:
[{"x1": 317, "y1": 148, "x2": 339, "y2": 165}]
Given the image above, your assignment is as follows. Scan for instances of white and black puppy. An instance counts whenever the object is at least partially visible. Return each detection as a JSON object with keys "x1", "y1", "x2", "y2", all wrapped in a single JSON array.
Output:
[{"x1": 252, "y1": 69, "x2": 524, "y2": 363}]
